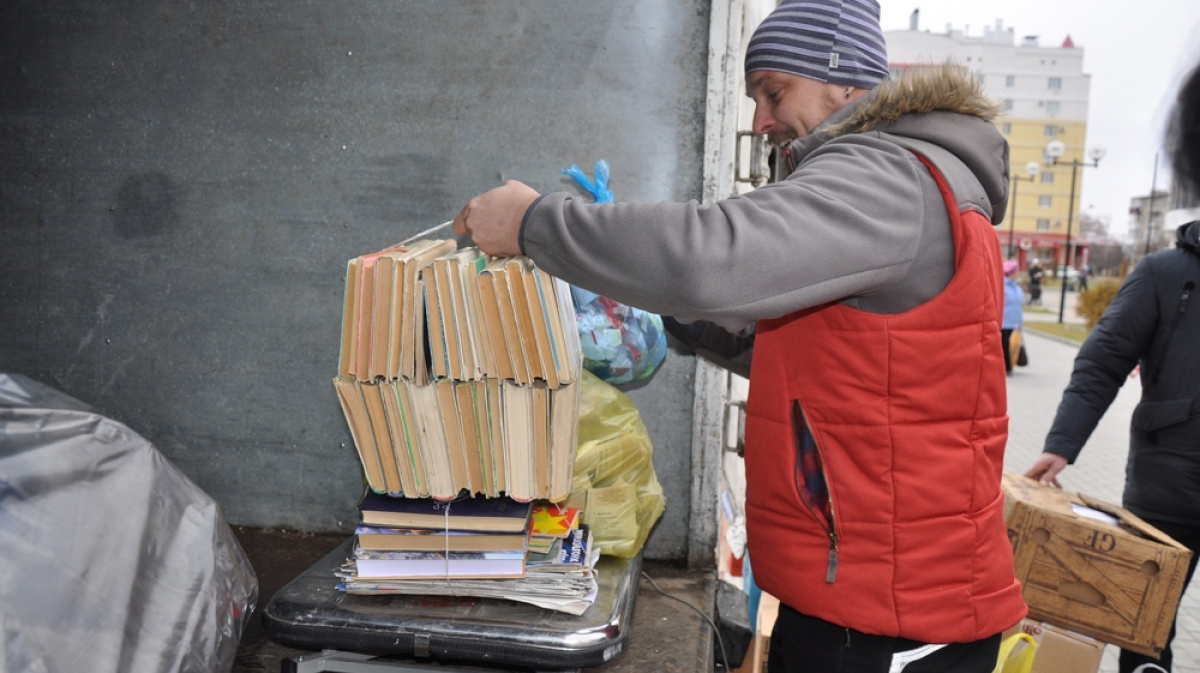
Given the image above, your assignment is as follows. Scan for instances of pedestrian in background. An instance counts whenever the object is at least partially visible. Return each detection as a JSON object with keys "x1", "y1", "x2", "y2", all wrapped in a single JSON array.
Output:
[
  {"x1": 1027, "y1": 258, "x2": 1044, "y2": 305},
  {"x1": 1001, "y1": 259, "x2": 1024, "y2": 375},
  {"x1": 1025, "y1": 59, "x2": 1200, "y2": 673}
]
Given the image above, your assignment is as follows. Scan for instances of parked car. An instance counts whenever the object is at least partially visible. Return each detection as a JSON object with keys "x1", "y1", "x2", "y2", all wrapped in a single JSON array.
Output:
[{"x1": 1056, "y1": 265, "x2": 1080, "y2": 291}]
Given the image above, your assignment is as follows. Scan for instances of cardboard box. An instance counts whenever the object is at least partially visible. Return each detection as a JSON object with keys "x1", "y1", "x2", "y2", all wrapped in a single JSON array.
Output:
[
  {"x1": 1034, "y1": 622, "x2": 1105, "y2": 673},
  {"x1": 1003, "y1": 471, "x2": 1193, "y2": 657},
  {"x1": 1003, "y1": 620, "x2": 1105, "y2": 673}
]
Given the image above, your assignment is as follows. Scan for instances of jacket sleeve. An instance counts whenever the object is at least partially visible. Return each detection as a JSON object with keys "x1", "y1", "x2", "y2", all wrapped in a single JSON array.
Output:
[
  {"x1": 1043, "y1": 264, "x2": 1160, "y2": 461},
  {"x1": 661, "y1": 316, "x2": 755, "y2": 379},
  {"x1": 518, "y1": 135, "x2": 931, "y2": 332}
]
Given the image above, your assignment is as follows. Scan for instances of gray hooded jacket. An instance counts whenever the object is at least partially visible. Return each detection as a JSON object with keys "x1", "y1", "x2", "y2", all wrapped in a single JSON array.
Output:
[{"x1": 519, "y1": 67, "x2": 1008, "y2": 359}]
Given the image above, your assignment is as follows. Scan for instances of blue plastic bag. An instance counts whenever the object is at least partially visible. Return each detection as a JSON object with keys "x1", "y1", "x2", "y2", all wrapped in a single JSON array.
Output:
[{"x1": 561, "y1": 161, "x2": 667, "y2": 385}]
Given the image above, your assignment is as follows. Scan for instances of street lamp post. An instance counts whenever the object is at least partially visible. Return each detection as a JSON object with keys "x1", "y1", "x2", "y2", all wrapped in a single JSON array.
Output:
[
  {"x1": 1044, "y1": 141, "x2": 1105, "y2": 324},
  {"x1": 1007, "y1": 161, "x2": 1041, "y2": 260}
]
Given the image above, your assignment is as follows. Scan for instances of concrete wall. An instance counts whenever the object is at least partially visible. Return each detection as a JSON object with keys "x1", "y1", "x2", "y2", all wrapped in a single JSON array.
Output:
[{"x1": 0, "y1": 0, "x2": 712, "y2": 562}]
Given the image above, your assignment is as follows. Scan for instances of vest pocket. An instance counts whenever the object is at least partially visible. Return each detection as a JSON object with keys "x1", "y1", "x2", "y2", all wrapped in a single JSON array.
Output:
[
  {"x1": 792, "y1": 399, "x2": 839, "y2": 583},
  {"x1": 1132, "y1": 398, "x2": 1193, "y2": 432}
]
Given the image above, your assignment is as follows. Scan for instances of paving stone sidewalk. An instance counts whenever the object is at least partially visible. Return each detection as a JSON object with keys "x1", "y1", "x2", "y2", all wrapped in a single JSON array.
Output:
[{"x1": 1005, "y1": 319, "x2": 1200, "y2": 673}]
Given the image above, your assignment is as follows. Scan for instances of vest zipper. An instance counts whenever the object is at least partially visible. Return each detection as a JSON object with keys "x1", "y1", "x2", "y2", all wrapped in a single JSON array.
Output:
[{"x1": 791, "y1": 400, "x2": 839, "y2": 584}]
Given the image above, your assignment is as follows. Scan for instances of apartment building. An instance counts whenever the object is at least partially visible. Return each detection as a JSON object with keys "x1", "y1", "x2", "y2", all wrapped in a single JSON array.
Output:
[{"x1": 885, "y1": 19, "x2": 1094, "y2": 272}]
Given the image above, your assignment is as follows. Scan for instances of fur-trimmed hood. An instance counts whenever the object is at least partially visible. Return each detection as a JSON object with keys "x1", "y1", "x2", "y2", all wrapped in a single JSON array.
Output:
[
  {"x1": 1177, "y1": 219, "x2": 1200, "y2": 255},
  {"x1": 785, "y1": 65, "x2": 1011, "y2": 222},
  {"x1": 825, "y1": 65, "x2": 1003, "y2": 136}
]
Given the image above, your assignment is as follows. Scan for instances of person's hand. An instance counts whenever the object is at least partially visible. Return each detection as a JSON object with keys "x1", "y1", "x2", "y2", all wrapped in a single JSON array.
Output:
[
  {"x1": 453, "y1": 180, "x2": 540, "y2": 257},
  {"x1": 1024, "y1": 453, "x2": 1069, "y2": 488}
]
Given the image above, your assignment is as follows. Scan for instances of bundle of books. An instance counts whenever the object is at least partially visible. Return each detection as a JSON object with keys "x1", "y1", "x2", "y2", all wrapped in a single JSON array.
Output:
[
  {"x1": 332, "y1": 239, "x2": 584, "y2": 502},
  {"x1": 337, "y1": 492, "x2": 599, "y2": 614}
]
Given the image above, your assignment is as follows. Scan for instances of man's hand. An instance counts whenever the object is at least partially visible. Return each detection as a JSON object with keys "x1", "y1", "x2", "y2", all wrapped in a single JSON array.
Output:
[
  {"x1": 1024, "y1": 453, "x2": 1069, "y2": 488},
  {"x1": 453, "y1": 180, "x2": 540, "y2": 257}
]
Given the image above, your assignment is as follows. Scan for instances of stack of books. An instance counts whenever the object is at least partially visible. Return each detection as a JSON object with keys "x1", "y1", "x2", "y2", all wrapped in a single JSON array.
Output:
[
  {"x1": 337, "y1": 492, "x2": 600, "y2": 614},
  {"x1": 332, "y1": 240, "x2": 584, "y2": 502}
]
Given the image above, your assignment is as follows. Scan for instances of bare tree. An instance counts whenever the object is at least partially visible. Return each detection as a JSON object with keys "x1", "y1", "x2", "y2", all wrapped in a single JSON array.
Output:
[{"x1": 1078, "y1": 211, "x2": 1124, "y2": 277}]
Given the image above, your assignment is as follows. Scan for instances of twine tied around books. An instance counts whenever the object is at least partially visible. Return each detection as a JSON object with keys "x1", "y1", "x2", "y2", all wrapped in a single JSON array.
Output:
[
  {"x1": 400, "y1": 220, "x2": 453, "y2": 247},
  {"x1": 442, "y1": 497, "x2": 454, "y2": 587}
]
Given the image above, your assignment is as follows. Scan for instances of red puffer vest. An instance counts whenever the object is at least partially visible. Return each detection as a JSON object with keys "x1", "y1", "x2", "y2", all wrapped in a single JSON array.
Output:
[{"x1": 744, "y1": 154, "x2": 1027, "y2": 643}]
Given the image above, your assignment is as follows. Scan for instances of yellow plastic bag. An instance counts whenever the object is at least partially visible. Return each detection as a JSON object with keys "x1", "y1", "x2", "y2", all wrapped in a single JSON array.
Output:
[
  {"x1": 992, "y1": 633, "x2": 1036, "y2": 673},
  {"x1": 1008, "y1": 329, "x2": 1022, "y2": 370},
  {"x1": 567, "y1": 370, "x2": 666, "y2": 558}
]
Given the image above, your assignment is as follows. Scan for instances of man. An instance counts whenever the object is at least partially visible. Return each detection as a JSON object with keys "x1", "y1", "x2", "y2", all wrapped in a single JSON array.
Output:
[
  {"x1": 1025, "y1": 62, "x2": 1200, "y2": 673},
  {"x1": 1027, "y1": 259, "x2": 1044, "y2": 305},
  {"x1": 454, "y1": 1, "x2": 1026, "y2": 670}
]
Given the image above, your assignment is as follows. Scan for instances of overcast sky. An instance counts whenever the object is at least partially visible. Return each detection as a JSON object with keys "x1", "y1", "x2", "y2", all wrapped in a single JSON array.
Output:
[{"x1": 878, "y1": 1, "x2": 1200, "y2": 239}]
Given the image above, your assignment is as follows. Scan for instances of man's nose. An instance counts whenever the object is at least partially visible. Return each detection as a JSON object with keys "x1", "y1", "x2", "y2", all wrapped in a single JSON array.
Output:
[{"x1": 752, "y1": 106, "x2": 773, "y2": 136}]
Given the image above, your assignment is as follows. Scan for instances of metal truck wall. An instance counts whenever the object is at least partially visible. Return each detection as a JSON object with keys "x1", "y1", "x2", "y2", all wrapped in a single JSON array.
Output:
[{"x1": 0, "y1": 1, "x2": 711, "y2": 562}]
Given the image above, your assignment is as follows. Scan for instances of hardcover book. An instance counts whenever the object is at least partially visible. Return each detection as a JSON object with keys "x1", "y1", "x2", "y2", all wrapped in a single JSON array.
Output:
[{"x1": 359, "y1": 491, "x2": 533, "y2": 533}]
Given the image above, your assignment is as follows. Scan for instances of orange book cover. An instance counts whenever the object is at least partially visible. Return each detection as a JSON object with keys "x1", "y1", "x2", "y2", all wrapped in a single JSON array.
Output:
[{"x1": 530, "y1": 503, "x2": 580, "y2": 538}]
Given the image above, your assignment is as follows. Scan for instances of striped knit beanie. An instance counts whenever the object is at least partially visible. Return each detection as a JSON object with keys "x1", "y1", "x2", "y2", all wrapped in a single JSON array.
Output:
[{"x1": 745, "y1": 0, "x2": 889, "y2": 89}]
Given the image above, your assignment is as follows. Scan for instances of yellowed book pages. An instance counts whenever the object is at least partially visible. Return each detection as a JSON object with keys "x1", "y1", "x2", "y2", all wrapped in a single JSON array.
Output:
[
  {"x1": 355, "y1": 255, "x2": 379, "y2": 380},
  {"x1": 469, "y1": 379, "x2": 496, "y2": 497},
  {"x1": 409, "y1": 380, "x2": 456, "y2": 500},
  {"x1": 502, "y1": 380, "x2": 533, "y2": 502},
  {"x1": 425, "y1": 269, "x2": 451, "y2": 381},
  {"x1": 369, "y1": 254, "x2": 398, "y2": 380},
  {"x1": 502, "y1": 258, "x2": 537, "y2": 384},
  {"x1": 399, "y1": 239, "x2": 457, "y2": 381},
  {"x1": 396, "y1": 380, "x2": 430, "y2": 498},
  {"x1": 435, "y1": 378, "x2": 468, "y2": 495},
  {"x1": 548, "y1": 377, "x2": 582, "y2": 502},
  {"x1": 333, "y1": 377, "x2": 385, "y2": 493},
  {"x1": 519, "y1": 260, "x2": 558, "y2": 387},
  {"x1": 459, "y1": 252, "x2": 492, "y2": 380},
  {"x1": 338, "y1": 258, "x2": 363, "y2": 380},
  {"x1": 486, "y1": 377, "x2": 506, "y2": 497},
  {"x1": 379, "y1": 380, "x2": 417, "y2": 496},
  {"x1": 354, "y1": 247, "x2": 402, "y2": 381},
  {"x1": 446, "y1": 248, "x2": 486, "y2": 380},
  {"x1": 539, "y1": 269, "x2": 583, "y2": 385},
  {"x1": 384, "y1": 244, "x2": 438, "y2": 380},
  {"x1": 478, "y1": 263, "x2": 516, "y2": 381},
  {"x1": 531, "y1": 382, "x2": 550, "y2": 499},
  {"x1": 434, "y1": 256, "x2": 466, "y2": 379},
  {"x1": 493, "y1": 262, "x2": 530, "y2": 383},
  {"x1": 454, "y1": 381, "x2": 485, "y2": 495},
  {"x1": 361, "y1": 380, "x2": 403, "y2": 495}
]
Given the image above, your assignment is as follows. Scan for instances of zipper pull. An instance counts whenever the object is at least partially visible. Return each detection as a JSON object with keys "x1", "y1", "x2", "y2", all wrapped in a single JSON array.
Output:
[{"x1": 825, "y1": 532, "x2": 839, "y2": 584}]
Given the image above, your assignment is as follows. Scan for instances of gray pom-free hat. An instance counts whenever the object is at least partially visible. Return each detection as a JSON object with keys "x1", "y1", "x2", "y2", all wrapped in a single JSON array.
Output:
[{"x1": 745, "y1": 0, "x2": 889, "y2": 89}]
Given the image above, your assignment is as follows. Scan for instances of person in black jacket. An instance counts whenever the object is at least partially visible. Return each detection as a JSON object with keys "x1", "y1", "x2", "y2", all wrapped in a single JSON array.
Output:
[{"x1": 1025, "y1": 60, "x2": 1200, "y2": 673}]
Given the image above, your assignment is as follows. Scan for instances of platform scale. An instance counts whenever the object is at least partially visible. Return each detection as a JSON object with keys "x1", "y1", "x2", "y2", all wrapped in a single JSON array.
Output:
[{"x1": 262, "y1": 537, "x2": 642, "y2": 673}]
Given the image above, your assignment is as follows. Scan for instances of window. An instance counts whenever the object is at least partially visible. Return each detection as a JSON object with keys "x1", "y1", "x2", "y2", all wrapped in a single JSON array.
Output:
[
  {"x1": 1006, "y1": 75, "x2": 1015, "y2": 87},
  {"x1": 1002, "y1": 122, "x2": 1012, "y2": 135},
  {"x1": 1048, "y1": 77, "x2": 1062, "y2": 90},
  {"x1": 1045, "y1": 101, "x2": 1060, "y2": 116},
  {"x1": 1036, "y1": 219, "x2": 1051, "y2": 231},
  {"x1": 1040, "y1": 172, "x2": 1054, "y2": 184},
  {"x1": 1039, "y1": 195, "x2": 1053, "y2": 208},
  {"x1": 1004, "y1": 99, "x2": 1014, "y2": 112},
  {"x1": 1044, "y1": 125, "x2": 1058, "y2": 138}
]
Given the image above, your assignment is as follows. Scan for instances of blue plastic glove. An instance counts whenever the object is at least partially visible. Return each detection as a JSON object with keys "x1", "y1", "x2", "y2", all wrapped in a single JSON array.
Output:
[{"x1": 561, "y1": 160, "x2": 614, "y2": 204}]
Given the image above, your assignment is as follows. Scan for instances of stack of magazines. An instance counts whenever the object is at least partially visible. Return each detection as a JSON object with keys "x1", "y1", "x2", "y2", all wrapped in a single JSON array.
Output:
[{"x1": 335, "y1": 492, "x2": 600, "y2": 614}]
